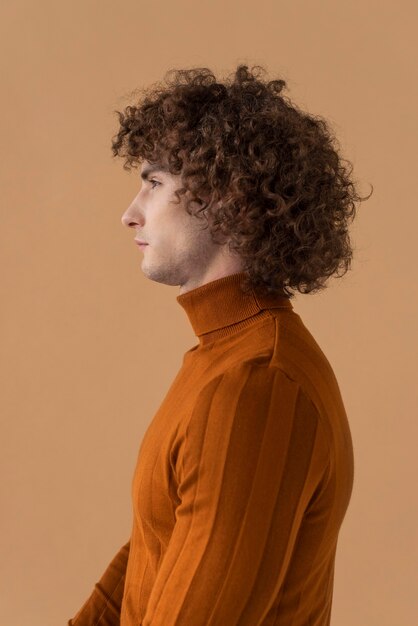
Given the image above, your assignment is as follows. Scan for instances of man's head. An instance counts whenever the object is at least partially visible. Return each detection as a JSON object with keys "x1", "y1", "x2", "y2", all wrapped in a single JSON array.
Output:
[
  {"x1": 121, "y1": 160, "x2": 245, "y2": 294},
  {"x1": 112, "y1": 64, "x2": 371, "y2": 297}
]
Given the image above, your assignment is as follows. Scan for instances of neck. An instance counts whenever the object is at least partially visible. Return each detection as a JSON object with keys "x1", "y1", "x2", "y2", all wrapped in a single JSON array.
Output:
[{"x1": 177, "y1": 258, "x2": 246, "y2": 296}]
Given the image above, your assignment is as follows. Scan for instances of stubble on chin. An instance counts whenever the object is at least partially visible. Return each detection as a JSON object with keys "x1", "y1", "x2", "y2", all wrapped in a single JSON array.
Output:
[{"x1": 140, "y1": 255, "x2": 185, "y2": 287}]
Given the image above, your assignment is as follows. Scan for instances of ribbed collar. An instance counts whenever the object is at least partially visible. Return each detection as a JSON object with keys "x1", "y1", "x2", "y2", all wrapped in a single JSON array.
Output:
[{"x1": 176, "y1": 271, "x2": 293, "y2": 343}]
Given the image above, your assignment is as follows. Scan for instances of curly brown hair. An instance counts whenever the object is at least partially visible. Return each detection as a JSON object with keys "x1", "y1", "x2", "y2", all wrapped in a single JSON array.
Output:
[{"x1": 110, "y1": 64, "x2": 372, "y2": 298}]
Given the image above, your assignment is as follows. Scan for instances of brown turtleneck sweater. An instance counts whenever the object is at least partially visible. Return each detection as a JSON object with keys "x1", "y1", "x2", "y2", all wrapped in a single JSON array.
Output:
[{"x1": 68, "y1": 271, "x2": 354, "y2": 626}]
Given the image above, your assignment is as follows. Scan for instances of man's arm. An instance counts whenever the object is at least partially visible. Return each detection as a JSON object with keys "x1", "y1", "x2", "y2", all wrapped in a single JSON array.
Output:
[
  {"x1": 140, "y1": 362, "x2": 330, "y2": 625},
  {"x1": 67, "y1": 540, "x2": 130, "y2": 625}
]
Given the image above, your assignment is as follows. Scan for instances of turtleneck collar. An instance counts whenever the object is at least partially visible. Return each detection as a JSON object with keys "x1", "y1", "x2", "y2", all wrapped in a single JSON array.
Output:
[{"x1": 176, "y1": 271, "x2": 293, "y2": 344}]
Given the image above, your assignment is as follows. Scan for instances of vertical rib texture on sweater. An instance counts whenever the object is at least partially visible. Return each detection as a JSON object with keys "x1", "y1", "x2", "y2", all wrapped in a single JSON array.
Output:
[{"x1": 68, "y1": 271, "x2": 354, "y2": 626}]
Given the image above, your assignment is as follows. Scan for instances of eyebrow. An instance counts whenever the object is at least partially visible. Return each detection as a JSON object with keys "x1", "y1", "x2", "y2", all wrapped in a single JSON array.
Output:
[{"x1": 140, "y1": 165, "x2": 169, "y2": 181}]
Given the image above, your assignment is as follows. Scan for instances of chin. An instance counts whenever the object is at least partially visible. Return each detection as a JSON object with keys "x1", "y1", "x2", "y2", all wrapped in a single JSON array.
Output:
[{"x1": 141, "y1": 264, "x2": 183, "y2": 287}]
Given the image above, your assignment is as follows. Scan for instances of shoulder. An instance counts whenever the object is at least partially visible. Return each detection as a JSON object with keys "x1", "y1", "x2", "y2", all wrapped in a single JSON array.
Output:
[
  {"x1": 199, "y1": 358, "x2": 304, "y2": 399},
  {"x1": 192, "y1": 359, "x2": 323, "y2": 435},
  {"x1": 178, "y1": 359, "x2": 331, "y2": 476}
]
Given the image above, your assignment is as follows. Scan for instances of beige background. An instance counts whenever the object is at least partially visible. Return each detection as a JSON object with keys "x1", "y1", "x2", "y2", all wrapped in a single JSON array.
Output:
[{"x1": 1, "y1": 1, "x2": 417, "y2": 624}]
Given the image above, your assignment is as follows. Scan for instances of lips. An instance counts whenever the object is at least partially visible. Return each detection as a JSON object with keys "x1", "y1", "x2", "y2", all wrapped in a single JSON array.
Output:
[{"x1": 134, "y1": 239, "x2": 148, "y2": 246}]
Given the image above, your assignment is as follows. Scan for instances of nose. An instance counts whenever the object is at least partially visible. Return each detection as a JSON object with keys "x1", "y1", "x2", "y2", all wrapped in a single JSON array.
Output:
[{"x1": 121, "y1": 195, "x2": 144, "y2": 229}]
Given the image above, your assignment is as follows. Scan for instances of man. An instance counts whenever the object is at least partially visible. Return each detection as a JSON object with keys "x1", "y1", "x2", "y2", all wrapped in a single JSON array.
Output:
[{"x1": 68, "y1": 63, "x2": 369, "y2": 625}]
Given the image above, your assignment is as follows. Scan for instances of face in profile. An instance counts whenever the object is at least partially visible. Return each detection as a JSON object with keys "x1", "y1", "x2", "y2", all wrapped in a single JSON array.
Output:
[{"x1": 121, "y1": 160, "x2": 243, "y2": 293}]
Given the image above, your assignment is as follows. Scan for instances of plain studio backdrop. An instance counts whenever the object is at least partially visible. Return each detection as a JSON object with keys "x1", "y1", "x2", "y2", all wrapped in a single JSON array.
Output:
[{"x1": 1, "y1": 1, "x2": 417, "y2": 624}]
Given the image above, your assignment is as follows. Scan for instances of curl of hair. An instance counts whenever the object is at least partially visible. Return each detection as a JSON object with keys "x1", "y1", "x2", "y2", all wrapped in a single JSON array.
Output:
[{"x1": 111, "y1": 64, "x2": 373, "y2": 298}]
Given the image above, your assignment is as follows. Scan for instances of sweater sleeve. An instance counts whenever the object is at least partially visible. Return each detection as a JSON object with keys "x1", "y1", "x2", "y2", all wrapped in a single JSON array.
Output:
[
  {"x1": 141, "y1": 361, "x2": 331, "y2": 626},
  {"x1": 67, "y1": 540, "x2": 130, "y2": 625}
]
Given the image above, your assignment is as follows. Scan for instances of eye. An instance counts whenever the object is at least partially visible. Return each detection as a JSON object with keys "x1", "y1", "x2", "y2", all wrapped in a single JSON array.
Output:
[{"x1": 149, "y1": 179, "x2": 160, "y2": 189}]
